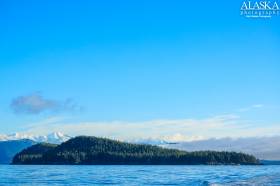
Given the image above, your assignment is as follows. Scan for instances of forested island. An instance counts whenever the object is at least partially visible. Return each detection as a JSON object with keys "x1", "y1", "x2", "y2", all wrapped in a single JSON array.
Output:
[{"x1": 12, "y1": 136, "x2": 260, "y2": 165}]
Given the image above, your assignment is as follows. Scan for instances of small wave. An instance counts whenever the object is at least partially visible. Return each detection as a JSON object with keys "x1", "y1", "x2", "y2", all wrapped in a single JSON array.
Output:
[
  {"x1": 201, "y1": 181, "x2": 223, "y2": 186},
  {"x1": 223, "y1": 173, "x2": 280, "y2": 186}
]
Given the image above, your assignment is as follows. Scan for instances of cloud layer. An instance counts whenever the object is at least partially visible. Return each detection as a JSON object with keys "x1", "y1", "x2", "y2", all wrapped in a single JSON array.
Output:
[
  {"x1": 22, "y1": 114, "x2": 280, "y2": 142},
  {"x1": 10, "y1": 93, "x2": 81, "y2": 114}
]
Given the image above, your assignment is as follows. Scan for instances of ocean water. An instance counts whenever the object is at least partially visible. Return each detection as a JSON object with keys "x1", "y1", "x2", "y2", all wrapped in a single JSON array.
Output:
[{"x1": 0, "y1": 165, "x2": 280, "y2": 186}]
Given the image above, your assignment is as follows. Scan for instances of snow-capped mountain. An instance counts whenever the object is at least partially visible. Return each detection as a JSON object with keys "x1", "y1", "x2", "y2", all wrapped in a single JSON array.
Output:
[{"x1": 0, "y1": 132, "x2": 71, "y2": 144}]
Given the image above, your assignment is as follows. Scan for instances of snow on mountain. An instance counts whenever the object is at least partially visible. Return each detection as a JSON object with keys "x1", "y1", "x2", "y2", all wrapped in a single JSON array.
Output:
[
  {"x1": 0, "y1": 132, "x2": 71, "y2": 144},
  {"x1": 129, "y1": 138, "x2": 170, "y2": 145}
]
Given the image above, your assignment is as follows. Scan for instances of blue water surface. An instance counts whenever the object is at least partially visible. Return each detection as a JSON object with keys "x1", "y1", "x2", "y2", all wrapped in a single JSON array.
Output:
[{"x1": 0, "y1": 165, "x2": 280, "y2": 185}]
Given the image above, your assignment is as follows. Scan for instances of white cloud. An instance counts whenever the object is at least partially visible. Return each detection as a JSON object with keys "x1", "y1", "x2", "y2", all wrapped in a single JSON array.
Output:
[
  {"x1": 252, "y1": 104, "x2": 264, "y2": 108},
  {"x1": 162, "y1": 133, "x2": 205, "y2": 142},
  {"x1": 237, "y1": 104, "x2": 264, "y2": 112}
]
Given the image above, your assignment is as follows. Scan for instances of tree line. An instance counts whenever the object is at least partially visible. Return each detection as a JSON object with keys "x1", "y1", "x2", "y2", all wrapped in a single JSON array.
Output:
[{"x1": 12, "y1": 136, "x2": 260, "y2": 165}]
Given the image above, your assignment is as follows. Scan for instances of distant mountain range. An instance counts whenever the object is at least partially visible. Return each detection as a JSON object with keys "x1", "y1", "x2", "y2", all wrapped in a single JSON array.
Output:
[
  {"x1": 0, "y1": 139, "x2": 35, "y2": 164},
  {"x1": 0, "y1": 132, "x2": 71, "y2": 164},
  {"x1": 159, "y1": 136, "x2": 280, "y2": 161},
  {"x1": 0, "y1": 132, "x2": 71, "y2": 144}
]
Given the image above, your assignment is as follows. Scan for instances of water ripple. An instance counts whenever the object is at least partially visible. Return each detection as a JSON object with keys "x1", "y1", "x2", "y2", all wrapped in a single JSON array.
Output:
[{"x1": 0, "y1": 165, "x2": 280, "y2": 186}]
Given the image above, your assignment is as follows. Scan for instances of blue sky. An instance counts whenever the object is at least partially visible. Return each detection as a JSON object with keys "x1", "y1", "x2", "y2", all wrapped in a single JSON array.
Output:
[{"x1": 0, "y1": 1, "x2": 279, "y2": 140}]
